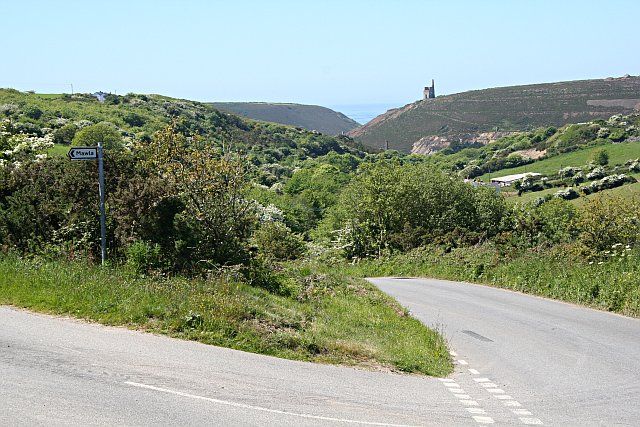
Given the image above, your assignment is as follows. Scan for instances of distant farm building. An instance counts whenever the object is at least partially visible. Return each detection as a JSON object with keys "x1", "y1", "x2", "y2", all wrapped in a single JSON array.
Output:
[{"x1": 490, "y1": 172, "x2": 541, "y2": 187}]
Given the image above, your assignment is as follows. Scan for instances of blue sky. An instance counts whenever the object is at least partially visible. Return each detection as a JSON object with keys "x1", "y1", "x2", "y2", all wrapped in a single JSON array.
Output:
[{"x1": 2, "y1": 0, "x2": 639, "y2": 106}]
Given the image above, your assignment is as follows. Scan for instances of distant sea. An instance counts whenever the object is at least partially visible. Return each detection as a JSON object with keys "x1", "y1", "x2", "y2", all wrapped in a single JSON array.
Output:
[{"x1": 329, "y1": 103, "x2": 400, "y2": 125}]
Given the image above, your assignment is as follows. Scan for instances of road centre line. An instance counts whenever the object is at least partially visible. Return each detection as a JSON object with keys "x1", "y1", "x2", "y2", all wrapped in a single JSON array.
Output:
[{"x1": 124, "y1": 381, "x2": 416, "y2": 427}]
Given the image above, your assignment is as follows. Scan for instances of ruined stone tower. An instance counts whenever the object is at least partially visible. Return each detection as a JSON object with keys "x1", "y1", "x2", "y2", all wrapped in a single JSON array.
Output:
[{"x1": 423, "y1": 79, "x2": 435, "y2": 99}]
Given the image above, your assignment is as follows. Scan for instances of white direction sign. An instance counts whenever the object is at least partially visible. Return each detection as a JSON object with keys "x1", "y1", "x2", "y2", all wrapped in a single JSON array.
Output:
[{"x1": 68, "y1": 147, "x2": 98, "y2": 160}]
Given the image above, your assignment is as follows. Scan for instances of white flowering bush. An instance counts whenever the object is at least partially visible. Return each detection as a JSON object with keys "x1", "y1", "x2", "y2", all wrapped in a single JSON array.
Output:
[
  {"x1": 586, "y1": 166, "x2": 606, "y2": 180},
  {"x1": 256, "y1": 203, "x2": 284, "y2": 223},
  {"x1": 554, "y1": 187, "x2": 579, "y2": 200}
]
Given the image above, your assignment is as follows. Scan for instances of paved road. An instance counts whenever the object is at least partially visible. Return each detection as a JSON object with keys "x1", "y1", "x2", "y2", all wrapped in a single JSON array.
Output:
[
  {"x1": 1, "y1": 306, "x2": 463, "y2": 426},
  {"x1": 369, "y1": 277, "x2": 640, "y2": 426},
  {"x1": 2, "y1": 276, "x2": 639, "y2": 426}
]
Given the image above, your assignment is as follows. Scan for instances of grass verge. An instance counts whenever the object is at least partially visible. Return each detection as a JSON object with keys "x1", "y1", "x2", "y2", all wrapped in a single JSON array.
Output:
[
  {"x1": 0, "y1": 256, "x2": 452, "y2": 376},
  {"x1": 321, "y1": 245, "x2": 640, "y2": 318}
]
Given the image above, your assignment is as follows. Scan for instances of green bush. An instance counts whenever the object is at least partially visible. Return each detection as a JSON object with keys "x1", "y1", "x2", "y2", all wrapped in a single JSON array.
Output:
[
  {"x1": 253, "y1": 222, "x2": 306, "y2": 261},
  {"x1": 578, "y1": 196, "x2": 640, "y2": 254},
  {"x1": 322, "y1": 163, "x2": 506, "y2": 258},
  {"x1": 125, "y1": 241, "x2": 161, "y2": 275}
]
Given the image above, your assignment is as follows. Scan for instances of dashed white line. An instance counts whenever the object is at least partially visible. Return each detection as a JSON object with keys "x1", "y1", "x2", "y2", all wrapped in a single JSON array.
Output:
[
  {"x1": 448, "y1": 388, "x2": 465, "y2": 394},
  {"x1": 124, "y1": 381, "x2": 412, "y2": 426},
  {"x1": 453, "y1": 394, "x2": 471, "y2": 399},
  {"x1": 466, "y1": 408, "x2": 486, "y2": 414},
  {"x1": 486, "y1": 388, "x2": 505, "y2": 394},
  {"x1": 495, "y1": 395, "x2": 513, "y2": 400},
  {"x1": 460, "y1": 400, "x2": 479, "y2": 406},
  {"x1": 472, "y1": 415, "x2": 495, "y2": 424},
  {"x1": 503, "y1": 401, "x2": 522, "y2": 407},
  {"x1": 512, "y1": 409, "x2": 532, "y2": 416},
  {"x1": 443, "y1": 382, "x2": 460, "y2": 387},
  {"x1": 520, "y1": 417, "x2": 543, "y2": 425},
  {"x1": 481, "y1": 383, "x2": 499, "y2": 388},
  {"x1": 468, "y1": 368, "x2": 480, "y2": 375},
  {"x1": 439, "y1": 378, "x2": 455, "y2": 383},
  {"x1": 457, "y1": 360, "x2": 469, "y2": 365},
  {"x1": 474, "y1": 378, "x2": 491, "y2": 383}
]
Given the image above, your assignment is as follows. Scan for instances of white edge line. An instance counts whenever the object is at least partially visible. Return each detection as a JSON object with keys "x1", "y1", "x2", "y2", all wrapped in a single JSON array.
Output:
[{"x1": 124, "y1": 381, "x2": 416, "y2": 427}]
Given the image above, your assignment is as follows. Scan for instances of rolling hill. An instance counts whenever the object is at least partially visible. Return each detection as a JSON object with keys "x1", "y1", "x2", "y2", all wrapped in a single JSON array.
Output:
[
  {"x1": 349, "y1": 75, "x2": 640, "y2": 153},
  {"x1": 209, "y1": 102, "x2": 360, "y2": 135}
]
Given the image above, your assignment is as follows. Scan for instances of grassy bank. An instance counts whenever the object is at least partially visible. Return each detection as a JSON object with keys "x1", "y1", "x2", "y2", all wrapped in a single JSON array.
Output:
[
  {"x1": 0, "y1": 256, "x2": 452, "y2": 376},
  {"x1": 322, "y1": 245, "x2": 640, "y2": 318}
]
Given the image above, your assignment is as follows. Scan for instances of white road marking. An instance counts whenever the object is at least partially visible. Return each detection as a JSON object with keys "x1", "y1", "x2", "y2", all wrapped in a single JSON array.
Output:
[
  {"x1": 448, "y1": 388, "x2": 465, "y2": 394},
  {"x1": 486, "y1": 388, "x2": 505, "y2": 394},
  {"x1": 466, "y1": 408, "x2": 486, "y2": 414},
  {"x1": 453, "y1": 394, "x2": 471, "y2": 399},
  {"x1": 468, "y1": 369, "x2": 480, "y2": 375},
  {"x1": 439, "y1": 378, "x2": 455, "y2": 383},
  {"x1": 450, "y1": 351, "x2": 458, "y2": 356},
  {"x1": 443, "y1": 382, "x2": 460, "y2": 387},
  {"x1": 503, "y1": 401, "x2": 522, "y2": 407},
  {"x1": 457, "y1": 360, "x2": 469, "y2": 365},
  {"x1": 512, "y1": 409, "x2": 532, "y2": 416},
  {"x1": 124, "y1": 381, "x2": 415, "y2": 427},
  {"x1": 474, "y1": 378, "x2": 490, "y2": 383},
  {"x1": 495, "y1": 395, "x2": 513, "y2": 400},
  {"x1": 481, "y1": 383, "x2": 499, "y2": 388},
  {"x1": 472, "y1": 415, "x2": 495, "y2": 424},
  {"x1": 519, "y1": 417, "x2": 543, "y2": 425},
  {"x1": 460, "y1": 400, "x2": 479, "y2": 406}
]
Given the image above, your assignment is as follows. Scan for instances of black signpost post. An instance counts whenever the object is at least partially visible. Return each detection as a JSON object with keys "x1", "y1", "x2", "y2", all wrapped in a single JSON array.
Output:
[{"x1": 68, "y1": 144, "x2": 106, "y2": 265}]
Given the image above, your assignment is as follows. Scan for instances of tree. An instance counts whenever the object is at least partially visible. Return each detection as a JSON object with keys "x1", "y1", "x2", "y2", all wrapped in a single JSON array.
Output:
[
  {"x1": 144, "y1": 122, "x2": 256, "y2": 267},
  {"x1": 594, "y1": 149, "x2": 609, "y2": 166},
  {"x1": 72, "y1": 122, "x2": 123, "y2": 150}
]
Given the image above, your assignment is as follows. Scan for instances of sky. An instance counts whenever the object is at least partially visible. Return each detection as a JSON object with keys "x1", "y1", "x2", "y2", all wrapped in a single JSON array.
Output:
[{"x1": 2, "y1": 0, "x2": 640, "y2": 108}]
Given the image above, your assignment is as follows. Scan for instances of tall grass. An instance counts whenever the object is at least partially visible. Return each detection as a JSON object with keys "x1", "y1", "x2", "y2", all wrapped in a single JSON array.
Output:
[{"x1": 325, "y1": 245, "x2": 640, "y2": 318}]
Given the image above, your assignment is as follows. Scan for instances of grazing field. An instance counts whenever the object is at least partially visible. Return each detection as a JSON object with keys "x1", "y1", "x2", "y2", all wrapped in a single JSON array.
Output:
[{"x1": 480, "y1": 141, "x2": 640, "y2": 181}]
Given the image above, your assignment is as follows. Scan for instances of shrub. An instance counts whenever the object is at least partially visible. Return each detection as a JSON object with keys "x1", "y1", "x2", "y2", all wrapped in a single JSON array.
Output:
[
  {"x1": 125, "y1": 241, "x2": 162, "y2": 275},
  {"x1": 23, "y1": 105, "x2": 43, "y2": 119},
  {"x1": 72, "y1": 122, "x2": 123, "y2": 150},
  {"x1": 323, "y1": 163, "x2": 506, "y2": 258},
  {"x1": 555, "y1": 187, "x2": 579, "y2": 200},
  {"x1": 586, "y1": 166, "x2": 606, "y2": 180},
  {"x1": 52, "y1": 123, "x2": 78, "y2": 145},
  {"x1": 558, "y1": 166, "x2": 581, "y2": 178},
  {"x1": 593, "y1": 149, "x2": 609, "y2": 166},
  {"x1": 510, "y1": 198, "x2": 580, "y2": 246},
  {"x1": 578, "y1": 196, "x2": 640, "y2": 254},
  {"x1": 253, "y1": 222, "x2": 306, "y2": 261}
]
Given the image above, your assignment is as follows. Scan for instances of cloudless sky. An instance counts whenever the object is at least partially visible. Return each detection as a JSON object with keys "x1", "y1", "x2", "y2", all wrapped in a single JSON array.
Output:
[{"x1": 2, "y1": 0, "x2": 639, "y2": 107}]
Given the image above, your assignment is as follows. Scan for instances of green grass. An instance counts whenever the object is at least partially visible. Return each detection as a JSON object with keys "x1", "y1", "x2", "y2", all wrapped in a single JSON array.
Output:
[
  {"x1": 324, "y1": 245, "x2": 640, "y2": 318},
  {"x1": 0, "y1": 257, "x2": 452, "y2": 376},
  {"x1": 480, "y1": 141, "x2": 640, "y2": 181},
  {"x1": 47, "y1": 143, "x2": 70, "y2": 157},
  {"x1": 501, "y1": 172, "x2": 640, "y2": 205}
]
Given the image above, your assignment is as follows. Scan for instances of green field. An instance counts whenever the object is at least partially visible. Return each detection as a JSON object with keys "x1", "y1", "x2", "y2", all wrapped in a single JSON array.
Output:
[{"x1": 481, "y1": 141, "x2": 640, "y2": 181}]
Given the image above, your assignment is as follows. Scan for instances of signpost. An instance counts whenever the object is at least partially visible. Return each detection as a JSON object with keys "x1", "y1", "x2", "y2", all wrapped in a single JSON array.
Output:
[{"x1": 68, "y1": 144, "x2": 106, "y2": 265}]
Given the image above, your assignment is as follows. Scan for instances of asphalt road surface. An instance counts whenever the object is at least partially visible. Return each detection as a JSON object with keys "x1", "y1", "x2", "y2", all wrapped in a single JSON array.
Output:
[
  {"x1": 369, "y1": 277, "x2": 640, "y2": 426},
  {"x1": 1, "y1": 277, "x2": 639, "y2": 426}
]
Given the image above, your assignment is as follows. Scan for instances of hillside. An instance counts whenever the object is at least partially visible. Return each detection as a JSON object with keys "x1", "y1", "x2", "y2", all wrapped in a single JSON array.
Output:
[
  {"x1": 210, "y1": 102, "x2": 360, "y2": 135},
  {"x1": 349, "y1": 75, "x2": 640, "y2": 153},
  {"x1": 0, "y1": 89, "x2": 364, "y2": 186}
]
